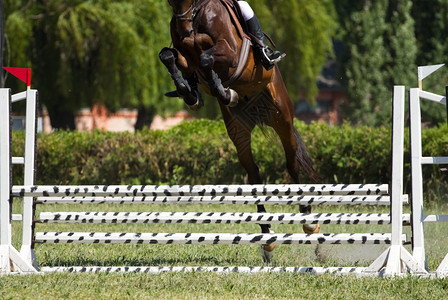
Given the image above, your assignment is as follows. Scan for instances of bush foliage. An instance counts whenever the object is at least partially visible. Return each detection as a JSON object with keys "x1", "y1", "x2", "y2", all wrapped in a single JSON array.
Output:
[{"x1": 11, "y1": 120, "x2": 448, "y2": 201}]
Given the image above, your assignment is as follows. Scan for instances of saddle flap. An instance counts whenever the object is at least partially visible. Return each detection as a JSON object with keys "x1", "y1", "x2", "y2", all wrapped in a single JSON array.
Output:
[{"x1": 220, "y1": 0, "x2": 250, "y2": 40}]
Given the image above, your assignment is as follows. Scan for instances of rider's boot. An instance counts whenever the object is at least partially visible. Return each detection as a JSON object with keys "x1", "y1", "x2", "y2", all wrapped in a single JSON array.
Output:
[{"x1": 245, "y1": 15, "x2": 285, "y2": 70}]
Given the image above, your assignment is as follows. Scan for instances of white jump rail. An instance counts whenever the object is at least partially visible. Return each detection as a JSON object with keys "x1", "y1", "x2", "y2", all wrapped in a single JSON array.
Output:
[
  {"x1": 34, "y1": 232, "x2": 406, "y2": 245},
  {"x1": 14, "y1": 181, "x2": 412, "y2": 276},
  {"x1": 27, "y1": 182, "x2": 410, "y2": 278},
  {"x1": 37, "y1": 211, "x2": 411, "y2": 225},
  {"x1": 12, "y1": 183, "x2": 389, "y2": 197},
  {"x1": 35, "y1": 194, "x2": 406, "y2": 206},
  {"x1": 38, "y1": 266, "x2": 376, "y2": 276}
]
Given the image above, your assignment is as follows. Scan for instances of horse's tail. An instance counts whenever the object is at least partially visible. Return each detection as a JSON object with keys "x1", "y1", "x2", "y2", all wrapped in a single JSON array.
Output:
[{"x1": 293, "y1": 127, "x2": 321, "y2": 182}]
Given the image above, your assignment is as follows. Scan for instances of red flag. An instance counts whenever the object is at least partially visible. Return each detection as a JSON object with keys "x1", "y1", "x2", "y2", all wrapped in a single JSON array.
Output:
[{"x1": 3, "y1": 67, "x2": 32, "y2": 87}]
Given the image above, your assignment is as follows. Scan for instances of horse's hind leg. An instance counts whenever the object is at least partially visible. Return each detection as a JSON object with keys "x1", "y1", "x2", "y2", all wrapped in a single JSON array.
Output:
[
  {"x1": 272, "y1": 117, "x2": 320, "y2": 234},
  {"x1": 199, "y1": 51, "x2": 239, "y2": 107},
  {"x1": 221, "y1": 110, "x2": 274, "y2": 261}
]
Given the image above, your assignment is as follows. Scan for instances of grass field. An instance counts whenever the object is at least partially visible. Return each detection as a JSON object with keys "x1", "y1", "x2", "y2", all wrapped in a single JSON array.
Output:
[{"x1": 3, "y1": 200, "x2": 448, "y2": 299}]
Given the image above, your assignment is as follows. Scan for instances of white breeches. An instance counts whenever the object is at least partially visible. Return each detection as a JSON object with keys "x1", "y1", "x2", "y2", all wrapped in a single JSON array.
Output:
[{"x1": 237, "y1": 1, "x2": 255, "y2": 21}]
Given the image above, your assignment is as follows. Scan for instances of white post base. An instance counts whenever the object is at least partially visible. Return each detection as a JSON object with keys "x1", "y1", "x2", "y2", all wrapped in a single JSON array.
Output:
[
  {"x1": 20, "y1": 246, "x2": 39, "y2": 270},
  {"x1": 436, "y1": 253, "x2": 448, "y2": 278},
  {"x1": 366, "y1": 245, "x2": 427, "y2": 276},
  {"x1": 412, "y1": 246, "x2": 428, "y2": 271},
  {"x1": 0, "y1": 245, "x2": 38, "y2": 274}
]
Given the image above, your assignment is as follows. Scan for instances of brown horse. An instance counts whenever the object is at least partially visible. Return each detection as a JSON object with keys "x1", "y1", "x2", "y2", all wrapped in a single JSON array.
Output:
[{"x1": 160, "y1": 0, "x2": 320, "y2": 261}]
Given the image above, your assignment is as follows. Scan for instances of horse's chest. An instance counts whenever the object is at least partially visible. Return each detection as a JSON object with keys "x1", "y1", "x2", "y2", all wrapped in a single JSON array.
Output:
[{"x1": 179, "y1": 33, "x2": 214, "y2": 56}]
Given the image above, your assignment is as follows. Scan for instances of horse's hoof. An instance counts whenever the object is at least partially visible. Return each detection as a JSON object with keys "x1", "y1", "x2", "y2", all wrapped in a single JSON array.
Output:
[
  {"x1": 262, "y1": 244, "x2": 276, "y2": 252},
  {"x1": 259, "y1": 230, "x2": 275, "y2": 263},
  {"x1": 188, "y1": 99, "x2": 202, "y2": 111},
  {"x1": 186, "y1": 91, "x2": 203, "y2": 111},
  {"x1": 227, "y1": 88, "x2": 239, "y2": 107},
  {"x1": 259, "y1": 245, "x2": 274, "y2": 263},
  {"x1": 303, "y1": 224, "x2": 320, "y2": 234}
]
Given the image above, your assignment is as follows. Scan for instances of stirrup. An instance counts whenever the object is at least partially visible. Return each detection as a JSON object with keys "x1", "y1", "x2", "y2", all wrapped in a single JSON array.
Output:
[{"x1": 262, "y1": 47, "x2": 286, "y2": 65}]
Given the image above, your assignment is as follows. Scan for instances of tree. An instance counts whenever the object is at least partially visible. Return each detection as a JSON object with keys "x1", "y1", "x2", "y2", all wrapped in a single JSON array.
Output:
[
  {"x1": 334, "y1": 0, "x2": 417, "y2": 126},
  {"x1": 247, "y1": 0, "x2": 337, "y2": 101},
  {"x1": 4, "y1": 0, "x2": 183, "y2": 129},
  {"x1": 4, "y1": 1, "x2": 337, "y2": 128},
  {"x1": 411, "y1": 0, "x2": 448, "y2": 124}
]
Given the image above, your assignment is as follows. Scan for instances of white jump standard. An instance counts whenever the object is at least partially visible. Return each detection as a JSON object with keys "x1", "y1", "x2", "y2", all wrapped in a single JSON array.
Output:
[
  {"x1": 0, "y1": 88, "x2": 39, "y2": 274},
  {"x1": 0, "y1": 82, "x2": 431, "y2": 276},
  {"x1": 410, "y1": 64, "x2": 448, "y2": 277}
]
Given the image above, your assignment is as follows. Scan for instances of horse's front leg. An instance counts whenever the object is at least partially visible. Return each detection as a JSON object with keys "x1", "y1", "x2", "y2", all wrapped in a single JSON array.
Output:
[
  {"x1": 159, "y1": 47, "x2": 203, "y2": 110},
  {"x1": 199, "y1": 49, "x2": 239, "y2": 107}
]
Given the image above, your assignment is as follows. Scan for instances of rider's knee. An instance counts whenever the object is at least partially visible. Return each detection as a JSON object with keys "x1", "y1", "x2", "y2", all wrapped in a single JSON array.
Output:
[{"x1": 237, "y1": 1, "x2": 255, "y2": 21}]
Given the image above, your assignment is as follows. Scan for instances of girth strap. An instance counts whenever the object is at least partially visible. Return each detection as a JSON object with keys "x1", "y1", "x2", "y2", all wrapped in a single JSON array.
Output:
[{"x1": 223, "y1": 37, "x2": 251, "y2": 87}]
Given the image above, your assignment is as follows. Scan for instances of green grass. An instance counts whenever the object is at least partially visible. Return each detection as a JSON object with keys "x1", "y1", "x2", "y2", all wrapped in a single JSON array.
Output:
[
  {"x1": 5, "y1": 201, "x2": 448, "y2": 299},
  {"x1": 2, "y1": 272, "x2": 448, "y2": 299}
]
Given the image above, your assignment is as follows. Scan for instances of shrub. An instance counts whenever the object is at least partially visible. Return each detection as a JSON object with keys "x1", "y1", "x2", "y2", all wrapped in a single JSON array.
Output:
[{"x1": 11, "y1": 120, "x2": 448, "y2": 202}]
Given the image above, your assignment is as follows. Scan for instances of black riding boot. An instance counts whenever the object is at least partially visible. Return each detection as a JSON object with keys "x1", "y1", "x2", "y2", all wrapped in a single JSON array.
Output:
[{"x1": 245, "y1": 16, "x2": 285, "y2": 70}]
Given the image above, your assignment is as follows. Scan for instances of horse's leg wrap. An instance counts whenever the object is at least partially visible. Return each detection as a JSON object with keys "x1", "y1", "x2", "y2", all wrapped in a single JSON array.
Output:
[
  {"x1": 159, "y1": 48, "x2": 191, "y2": 95},
  {"x1": 200, "y1": 52, "x2": 238, "y2": 106},
  {"x1": 159, "y1": 48, "x2": 202, "y2": 108},
  {"x1": 185, "y1": 76, "x2": 203, "y2": 110},
  {"x1": 159, "y1": 48, "x2": 182, "y2": 80}
]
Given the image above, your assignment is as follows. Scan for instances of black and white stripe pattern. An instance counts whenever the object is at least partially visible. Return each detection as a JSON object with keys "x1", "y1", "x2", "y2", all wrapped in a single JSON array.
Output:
[
  {"x1": 36, "y1": 195, "x2": 406, "y2": 206},
  {"x1": 25, "y1": 182, "x2": 408, "y2": 276},
  {"x1": 13, "y1": 184, "x2": 388, "y2": 198},
  {"x1": 41, "y1": 266, "x2": 372, "y2": 276},
  {"x1": 34, "y1": 232, "x2": 405, "y2": 245},
  {"x1": 38, "y1": 211, "x2": 411, "y2": 225}
]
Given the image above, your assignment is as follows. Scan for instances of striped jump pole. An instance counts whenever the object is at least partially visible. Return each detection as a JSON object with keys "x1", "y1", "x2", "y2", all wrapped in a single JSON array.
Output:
[
  {"x1": 40, "y1": 266, "x2": 375, "y2": 276},
  {"x1": 34, "y1": 232, "x2": 406, "y2": 245},
  {"x1": 35, "y1": 194, "x2": 404, "y2": 206},
  {"x1": 37, "y1": 211, "x2": 411, "y2": 225},
  {"x1": 12, "y1": 184, "x2": 389, "y2": 198}
]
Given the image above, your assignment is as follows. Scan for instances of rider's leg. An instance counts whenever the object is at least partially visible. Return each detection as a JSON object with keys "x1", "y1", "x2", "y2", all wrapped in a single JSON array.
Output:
[
  {"x1": 237, "y1": 1, "x2": 285, "y2": 70},
  {"x1": 237, "y1": 0, "x2": 255, "y2": 20}
]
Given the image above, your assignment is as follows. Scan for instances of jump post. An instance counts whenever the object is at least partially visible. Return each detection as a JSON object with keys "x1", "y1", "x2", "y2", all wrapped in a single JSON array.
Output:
[
  {"x1": 0, "y1": 88, "x2": 39, "y2": 274},
  {"x1": 410, "y1": 64, "x2": 448, "y2": 277}
]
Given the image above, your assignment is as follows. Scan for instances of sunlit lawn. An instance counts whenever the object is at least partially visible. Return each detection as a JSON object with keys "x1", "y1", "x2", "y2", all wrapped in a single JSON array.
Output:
[{"x1": 4, "y1": 200, "x2": 448, "y2": 299}]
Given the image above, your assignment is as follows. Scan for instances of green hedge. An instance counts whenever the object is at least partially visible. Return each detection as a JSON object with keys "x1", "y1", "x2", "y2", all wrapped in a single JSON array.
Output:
[{"x1": 11, "y1": 119, "x2": 448, "y2": 201}]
